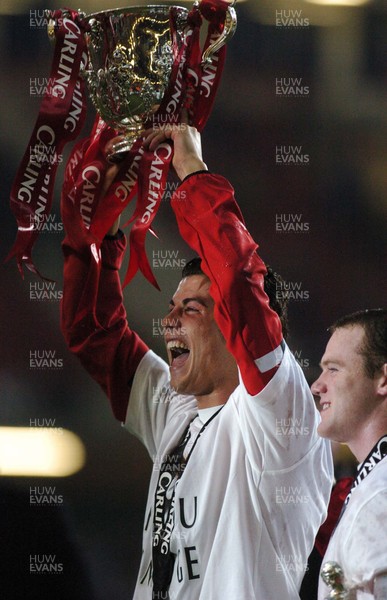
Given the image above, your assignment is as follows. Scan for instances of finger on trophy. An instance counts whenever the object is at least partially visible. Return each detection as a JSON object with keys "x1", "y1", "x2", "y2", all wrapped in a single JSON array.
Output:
[
  {"x1": 101, "y1": 164, "x2": 120, "y2": 196},
  {"x1": 143, "y1": 127, "x2": 172, "y2": 152},
  {"x1": 143, "y1": 113, "x2": 191, "y2": 151},
  {"x1": 99, "y1": 136, "x2": 125, "y2": 193},
  {"x1": 105, "y1": 135, "x2": 128, "y2": 165},
  {"x1": 180, "y1": 108, "x2": 190, "y2": 126},
  {"x1": 106, "y1": 214, "x2": 121, "y2": 237},
  {"x1": 100, "y1": 158, "x2": 121, "y2": 236}
]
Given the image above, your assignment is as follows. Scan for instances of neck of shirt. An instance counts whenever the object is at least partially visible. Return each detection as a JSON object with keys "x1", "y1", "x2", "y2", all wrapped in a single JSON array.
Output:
[{"x1": 183, "y1": 404, "x2": 225, "y2": 459}]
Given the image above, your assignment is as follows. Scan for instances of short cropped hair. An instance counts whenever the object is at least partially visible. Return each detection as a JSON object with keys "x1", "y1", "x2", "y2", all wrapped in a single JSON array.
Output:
[
  {"x1": 329, "y1": 309, "x2": 387, "y2": 378},
  {"x1": 182, "y1": 257, "x2": 289, "y2": 340}
]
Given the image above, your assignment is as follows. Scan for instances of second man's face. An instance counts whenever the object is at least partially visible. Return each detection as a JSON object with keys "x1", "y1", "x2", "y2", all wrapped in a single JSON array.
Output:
[{"x1": 311, "y1": 325, "x2": 379, "y2": 447}]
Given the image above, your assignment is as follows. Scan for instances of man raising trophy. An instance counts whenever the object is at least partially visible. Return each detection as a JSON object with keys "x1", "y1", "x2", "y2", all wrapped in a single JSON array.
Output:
[
  {"x1": 61, "y1": 115, "x2": 333, "y2": 598},
  {"x1": 5, "y1": 0, "x2": 334, "y2": 597}
]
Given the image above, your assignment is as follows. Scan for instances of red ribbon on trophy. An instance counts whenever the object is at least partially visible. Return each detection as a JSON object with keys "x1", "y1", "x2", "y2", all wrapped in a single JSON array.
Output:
[
  {"x1": 6, "y1": 10, "x2": 89, "y2": 278},
  {"x1": 7, "y1": 0, "x2": 234, "y2": 289}
]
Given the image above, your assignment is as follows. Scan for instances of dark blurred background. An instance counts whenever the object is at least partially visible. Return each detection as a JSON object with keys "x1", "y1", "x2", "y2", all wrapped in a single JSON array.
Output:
[{"x1": 1, "y1": 0, "x2": 386, "y2": 598}]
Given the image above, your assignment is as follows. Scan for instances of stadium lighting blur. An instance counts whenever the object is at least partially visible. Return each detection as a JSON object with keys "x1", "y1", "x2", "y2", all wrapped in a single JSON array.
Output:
[{"x1": 0, "y1": 427, "x2": 86, "y2": 477}]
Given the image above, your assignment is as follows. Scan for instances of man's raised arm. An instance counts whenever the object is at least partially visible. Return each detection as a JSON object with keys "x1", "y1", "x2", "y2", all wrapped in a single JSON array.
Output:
[
  {"x1": 61, "y1": 203, "x2": 148, "y2": 422},
  {"x1": 145, "y1": 124, "x2": 283, "y2": 396}
]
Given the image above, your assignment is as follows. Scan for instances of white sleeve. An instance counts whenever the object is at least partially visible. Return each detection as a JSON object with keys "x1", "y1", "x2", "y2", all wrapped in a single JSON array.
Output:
[
  {"x1": 234, "y1": 343, "x2": 328, "y2": 472},
  {"x1": 344, "y1": 491, "x2": 387, "y2": 591},
  {"x1": 124, "y1": 350, "x2": 197, "y2": 458}
]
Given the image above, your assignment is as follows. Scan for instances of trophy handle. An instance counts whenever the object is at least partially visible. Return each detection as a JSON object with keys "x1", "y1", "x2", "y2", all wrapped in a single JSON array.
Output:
[{"x1": 201, "y1": 3, "x2": 237, "y2": 66}]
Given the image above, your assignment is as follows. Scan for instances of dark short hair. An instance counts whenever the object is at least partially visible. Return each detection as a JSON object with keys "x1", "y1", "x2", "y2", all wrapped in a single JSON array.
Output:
[
  {"x1": 182, "y1": 257, "x2": 289, "y2": 339},
  {"x1": 329, "y1": 309, "x2": 387, "y2": 378}
]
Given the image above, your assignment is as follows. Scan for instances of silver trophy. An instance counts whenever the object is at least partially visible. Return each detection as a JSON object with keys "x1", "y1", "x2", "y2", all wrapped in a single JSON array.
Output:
[
  {"x1": 49, "y1": 3, "x2": 237, "y2": 161},
  {"x1": 321, "y1": 561, "x2": 350, "y2": 600}
]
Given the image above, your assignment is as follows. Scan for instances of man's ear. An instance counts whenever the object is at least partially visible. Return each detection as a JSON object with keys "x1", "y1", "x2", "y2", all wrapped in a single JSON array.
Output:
[{"x1": 375, "y1": 363, "x2": 387, "y2": 397}]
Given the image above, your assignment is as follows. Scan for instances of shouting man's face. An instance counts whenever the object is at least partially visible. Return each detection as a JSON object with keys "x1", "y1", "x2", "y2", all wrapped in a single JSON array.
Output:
[{"x1": 163, "y1": 274, "x2": 238, "y2": 406}]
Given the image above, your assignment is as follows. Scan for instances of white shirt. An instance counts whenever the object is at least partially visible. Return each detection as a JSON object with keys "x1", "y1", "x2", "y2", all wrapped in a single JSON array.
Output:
[
  {"x1": 183, "y1": 407, "x2": 221, "y2": 459},
  {"x1": 318, "y1": 456, "x2": 387, "y2": 600},
  {"x1": 126, "y1": 345, "x2": 333, "y2": 600}
]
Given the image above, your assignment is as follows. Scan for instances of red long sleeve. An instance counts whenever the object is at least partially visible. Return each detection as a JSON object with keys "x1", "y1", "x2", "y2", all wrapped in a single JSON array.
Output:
[
  {"x1": 61, "y1": 232, "x2": 148, "y2": 421},
  {"x1": 61, "y1": 172, "x2": 284, "y2": 412},
  {"x1": 172, "y1": 173, "x2": 283, "y2": 395}
]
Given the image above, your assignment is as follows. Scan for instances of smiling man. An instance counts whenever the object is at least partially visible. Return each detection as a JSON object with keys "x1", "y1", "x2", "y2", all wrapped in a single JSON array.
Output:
[
  {"x1": 312, "y1": 309, "x2": 387, "y2": 600},
  {"x1": 61, "y1": 123, "x2": 333, "y2": 599}
]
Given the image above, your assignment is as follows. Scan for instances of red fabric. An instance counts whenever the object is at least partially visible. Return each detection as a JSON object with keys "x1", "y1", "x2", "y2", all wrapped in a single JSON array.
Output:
[
  {"x1": 314, "y1": 476, "x2": 354, "y2": 557},
  {"x1": 61, "y1": 232, "x2": 149, "y2": 422},
  {"x1": 61, "y1": 172, "x2": 284, "y2": 418},
  {"x1": 172, "y1": 173, "x2": 283, "y2": 395}
]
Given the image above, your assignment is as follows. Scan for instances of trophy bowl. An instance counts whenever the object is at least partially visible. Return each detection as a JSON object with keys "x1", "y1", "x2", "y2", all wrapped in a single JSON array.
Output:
[
  {"x1": 84, "y1": 5, "x2": 188, "y2": 160},
  {"x1": 48, "y1": 3, "x2": 237, "y2": 161}
]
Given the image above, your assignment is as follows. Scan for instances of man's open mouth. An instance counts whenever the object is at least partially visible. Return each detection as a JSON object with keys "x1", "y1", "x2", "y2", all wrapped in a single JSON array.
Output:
[{"x1": 167, "y1": 340, "x2": 190, "y2": 367}]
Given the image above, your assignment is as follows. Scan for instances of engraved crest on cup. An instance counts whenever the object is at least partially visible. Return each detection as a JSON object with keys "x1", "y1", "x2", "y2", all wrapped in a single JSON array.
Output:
[
  {"x1": 83, "y1": 4, "x2": 237, "y2": 159},
  {"x1": 321, "y1": 561, "x2": 350, "y2": 600},
  {"x1": 84, "y1": 6, "x2": 184, "y2": 156}
]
